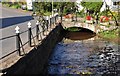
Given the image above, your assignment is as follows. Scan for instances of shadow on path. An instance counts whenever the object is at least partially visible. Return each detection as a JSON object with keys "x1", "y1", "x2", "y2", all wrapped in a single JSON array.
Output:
[{"x1": 0, "y1": 16, "x2": 34, "y2": 28}]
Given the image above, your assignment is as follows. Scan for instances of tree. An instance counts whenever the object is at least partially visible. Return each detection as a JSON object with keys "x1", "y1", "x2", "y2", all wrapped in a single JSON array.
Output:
[
  {"x1": 33, "y1": 2, "x2": 76, "y2": 23},
  {"x1": 81, "y1": 1, "x2": 103, "y2": 15},
  {"x1": 103, "y1": 1, "x2": 119, "y2": 26},
  {"x1": 34, "y1": 2, "x2": 76, "y2": 15}
]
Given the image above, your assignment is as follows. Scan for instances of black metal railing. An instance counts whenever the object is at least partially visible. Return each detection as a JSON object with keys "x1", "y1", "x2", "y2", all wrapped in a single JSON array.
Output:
[{"x1": 0, "y1": 15, "x2": 59, "y2": 60}]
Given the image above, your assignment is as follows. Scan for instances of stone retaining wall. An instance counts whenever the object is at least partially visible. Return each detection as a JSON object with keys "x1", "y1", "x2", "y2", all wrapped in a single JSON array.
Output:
[{"x1": 2, "y1": 23, "x2": 64, "y2": 75}]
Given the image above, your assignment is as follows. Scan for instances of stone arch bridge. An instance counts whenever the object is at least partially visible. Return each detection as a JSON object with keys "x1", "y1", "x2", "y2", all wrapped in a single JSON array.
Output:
[
  {"x1": 62, "y1": 21, "x2": 118, "y2": 34},
  {"x1": 62, "y1": 22, "x2": 100, "y2": 33}
]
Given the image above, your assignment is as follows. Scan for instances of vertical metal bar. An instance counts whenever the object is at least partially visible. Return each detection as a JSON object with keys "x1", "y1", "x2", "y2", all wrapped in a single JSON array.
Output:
[
  {"x1": 28, "y1": 28, "x2": 32, "y2": 47},
  {"x1": 53, "y1": 16, "x2": 55, "y2": 26},
  {"x1": 16, "y1": 33, "x2": 20, "y2": 56},
  {"x1": 55, "y1": 15, "x2": 56, "y2": 24},
  {"x1": 60, "y1": 14, "x2": 62, "y2": 23},
  {"x1": 36, "y1": 24, "x2": 39, "y2": 41},
  {"x1": 42, "y1": 23, "x2": 45, "y2": 36},
  {"x1": 39, "y1": 30, "x2": 42, "y2": 41},
  {"x1": 76, "y1": 11, "x2": 77, "y2": 22},
  {"x1": 51, "y1": 17, "x2": 53, "y2": 29},
  {"x1": 50, "y1": 18, "x2": 52, "y2": 30},
  {"x1": 46, "y1": 20, "x2": 49, "y2": 31},
  {"x1": 18, "y1": 35, "x2": 25, "y2": 55}
]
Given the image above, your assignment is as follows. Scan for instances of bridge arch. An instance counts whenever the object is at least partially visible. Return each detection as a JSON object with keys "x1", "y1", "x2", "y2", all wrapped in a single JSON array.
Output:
[
  {"x1": 62, "y1": 23, "x2": 98, "y2": 33},
  {"x1": 64, "y1": 26, "x2": 96, "y2": 40}
]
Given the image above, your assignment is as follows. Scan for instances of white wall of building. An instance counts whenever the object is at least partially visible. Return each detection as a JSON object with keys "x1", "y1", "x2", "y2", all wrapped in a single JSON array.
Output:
[
  {"x1": 76, "y1": 0, "x2": 84, "y2": 11},
  {"x1": 26, "y1": 0, "x2": 33, "y2": 10},
  {"x1": 101, "y1": 0, "x2": 120, "y2": 12}
]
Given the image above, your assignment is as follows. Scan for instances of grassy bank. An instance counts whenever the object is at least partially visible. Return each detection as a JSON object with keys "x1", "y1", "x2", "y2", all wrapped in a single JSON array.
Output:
[
  {"x1": 2, "y1": 2, "x2": 21, "y2": 9},
  {"x1": 99, "y1": 28, "x2": 120, "y2": 44}
]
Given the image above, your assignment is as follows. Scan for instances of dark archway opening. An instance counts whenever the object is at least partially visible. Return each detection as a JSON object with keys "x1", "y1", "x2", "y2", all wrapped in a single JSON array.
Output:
[{"x1": 64, "y1": 27, "x2": 96, "y2": 40}]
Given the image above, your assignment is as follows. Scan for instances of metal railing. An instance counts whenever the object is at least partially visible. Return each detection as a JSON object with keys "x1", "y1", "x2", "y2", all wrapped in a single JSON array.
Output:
[{"x1": 0, "y1": 14, "x2": 59, "y2": 60}]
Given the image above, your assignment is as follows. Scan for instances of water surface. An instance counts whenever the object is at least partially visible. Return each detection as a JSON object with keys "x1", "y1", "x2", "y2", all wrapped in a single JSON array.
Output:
[{"x1": 48, "y1": 28, "x2": 120, "y2": 75}]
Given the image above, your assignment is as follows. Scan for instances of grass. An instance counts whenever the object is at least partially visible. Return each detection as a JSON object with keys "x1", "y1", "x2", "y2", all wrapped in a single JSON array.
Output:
[
  {"x1": 99, "y1": 29, "x2": 120, "y2": 44},
  {"x1": 65, "y1": 27, "x2": 81, "y2": 32},
  {"x1": 44, "y1": 12, "x2": 52, "y2": 16},
  {"x1": 10, "y1": 4, "x2": 21, "y2": 9},
  {"x1": 100, "y1": 31, "x2": 116, "y2": 38},
  {"x1": 2, "y1": 3, "x2": 21, "y2": 9}
]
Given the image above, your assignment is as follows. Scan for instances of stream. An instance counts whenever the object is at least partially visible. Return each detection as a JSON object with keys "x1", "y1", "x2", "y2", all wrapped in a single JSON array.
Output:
[{"x1": 47, "y1": 28, "x2": 120, "y2": 76}]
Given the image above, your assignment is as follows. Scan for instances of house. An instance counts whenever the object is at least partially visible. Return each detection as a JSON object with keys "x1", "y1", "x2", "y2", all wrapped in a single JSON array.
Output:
[
  {"x1": 8, "y1": 0, "x2": 33, "y2": 10},
  {"x1": 100, "y1": 0, "x2": 120, "y2": 12},
  {"x1": 76, "y1": 0, "x2": 120, "y2": 12},
  {"x1": 26, "y1": 0, "x2": 33, "y2": 10},
  {"x1": 76, "y1": 0, "x2": 84, "y2": 11}
]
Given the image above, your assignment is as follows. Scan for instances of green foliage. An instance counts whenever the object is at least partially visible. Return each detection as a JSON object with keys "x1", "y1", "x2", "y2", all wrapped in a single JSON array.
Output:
[
  {"x1": 81, "y1": 1, "x2": 103, "y2": 15},
  {"x1": 100, "y1": 31, "x2": 116, "y2": 38},
  {"x1": 99, "y1": 28, "x2": 119, "y2": 39},
  {"x1": 65, "y1": 27, "x2": 81, "y2": 32},
  {"x1": 34, "y1": 2, "x2": 76, "y2": 16},
  {"x1": 2, "y1": 2, "x2": 12, "y2": 7},
  {"x1": 11, "y1": 4, "x2": 21, "y2": 9},
  {"x1": 44, "y1": 12, "x2": 52, "y2": 16},
  {"x1": 78, "y1": 9, "x2": 85, "y2": 17},
  {"x1": 2, "y1": 2, "x2": 23, "y2": 9}
]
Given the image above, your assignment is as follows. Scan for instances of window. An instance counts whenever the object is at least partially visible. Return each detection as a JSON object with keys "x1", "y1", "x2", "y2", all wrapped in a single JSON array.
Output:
[
  {"x1": 113, "y1": 2, "x2": 120, "y2": 5},
  {"x1": 113, "y1": 2, "x2": 117, "y2": 5}
]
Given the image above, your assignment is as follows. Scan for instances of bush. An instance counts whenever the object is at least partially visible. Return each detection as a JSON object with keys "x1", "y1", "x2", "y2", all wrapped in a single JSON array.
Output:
[
  {"x1": 2, "y1": 2, "x2": 22, "y2": 9},
  {"x1": 44, "y1": 12, "x2": 52, "y2": 16},
  {"x1": 77, "y1": 10, "x2": 85, "y2": 18},
  {"x1": 99, "y1": 28, "x2": 119, "y2": 39},
  {"x1": 11, "y1": 4, "x2": 21, "y2": 9},
  {"x1": 65, "y1": 27, "x2": 81, "y2": 32}
]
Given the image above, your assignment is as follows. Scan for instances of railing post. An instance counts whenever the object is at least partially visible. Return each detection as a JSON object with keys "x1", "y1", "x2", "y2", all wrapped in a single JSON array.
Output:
[
  {"x1": 54, "y1": 15, "x2": 56, "y2": 25},
  {"x1": 15, "y1": 26, "x2": 21, "y2": 56},
  {"x1": 55, "y1": 15, "x2": 57, "y2": 24},
  {"x1": 49, "y1": 18, "x2": 51, "y2": 29},
  {"x1": 50, "y1": 15, "x2": 52, "y2": 29},
  {"x1": 76, "y1": 11, "x2": 77, "y2": 22},
  {"x1": 28, "y1": 22, "x2": 32, "y2": 47},
  {"x1": 60, "y1": 14, "x2": 62, "y2": 23},
  {"x1": 46, "y1": 16, "x2": 49, "y2": 31},
  {"x1": 42, "y1": 22, "x2": 45, "y2": 36},
  {"x1": 52, "y1": 15, "x2": 55, "y2": 27},
  {"x1": 36, "y1": 21, "x2": 39, "y2": 41}
]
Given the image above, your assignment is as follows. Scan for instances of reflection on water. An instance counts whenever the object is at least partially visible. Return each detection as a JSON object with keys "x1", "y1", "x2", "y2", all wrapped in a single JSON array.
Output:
[{"x1": 48, "y1": 29, "x2": 120, "y2": 75}]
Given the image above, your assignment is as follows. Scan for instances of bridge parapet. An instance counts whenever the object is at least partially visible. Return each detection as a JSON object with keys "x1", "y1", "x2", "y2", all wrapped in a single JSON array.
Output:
[
  {"x1": 62, "y1": 22, "x2": 99, "y2": 33},
  {"x1": 62, "y1": 21, "x2": 118, "y2": 34}
]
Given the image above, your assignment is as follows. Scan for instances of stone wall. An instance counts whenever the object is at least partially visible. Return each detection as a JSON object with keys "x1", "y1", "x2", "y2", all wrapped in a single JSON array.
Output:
[{"x1": 3, "y1": 23, "x2": 65, "y2": 75}]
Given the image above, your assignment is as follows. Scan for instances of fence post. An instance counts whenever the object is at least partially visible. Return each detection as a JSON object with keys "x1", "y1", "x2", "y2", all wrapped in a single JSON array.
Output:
[
  {"x1": 76, "y1": 11, "x2": 77, "y2": 22},
  {"x1": 36, "y1": 21, "x2": 39, "y2": 41},
  {"x1": 15, "y1": 26, "x2": 21, "y2": 56},
  {"x1": 46, "y1": 16, "x2": 49, "y2": 31},
  {"x1": 28, "y1": 22, "x2": 32, "y2": 47},
  {"x1": 53, "y1": 15, "x2": 55, "y2": 27},
  {"x1": 60, "y1": 14, "x2": 62, "y2": 23},
  {"x1": 55, "y1": 15, "x2": 57, "y2": 24},
  {"x1": 50, "y1": 15, "x2": 52, "y2": 29}
]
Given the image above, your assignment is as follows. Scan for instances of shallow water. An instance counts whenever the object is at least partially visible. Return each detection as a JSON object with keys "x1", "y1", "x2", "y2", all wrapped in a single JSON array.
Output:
[{"x1": 48, "y1": 29, "x2": 120, "y2": 75}]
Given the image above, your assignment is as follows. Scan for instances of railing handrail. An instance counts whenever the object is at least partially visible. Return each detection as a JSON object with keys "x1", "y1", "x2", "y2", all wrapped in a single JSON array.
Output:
[
  {"x1": 0, "y1": 15, "x2": 59, "y2": 60},
  {"x1": 0, "y1": 35, "x2": 16, "y2": 41}
]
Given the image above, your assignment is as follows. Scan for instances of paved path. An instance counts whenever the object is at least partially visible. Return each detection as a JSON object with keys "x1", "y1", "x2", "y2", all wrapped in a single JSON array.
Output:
[
  {"x1": 0, "y1": 5, "x2": 37, "y2": 59},
  {"x1": 0, "y1": 5, "x2": 58, "y2": 70}
]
